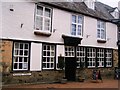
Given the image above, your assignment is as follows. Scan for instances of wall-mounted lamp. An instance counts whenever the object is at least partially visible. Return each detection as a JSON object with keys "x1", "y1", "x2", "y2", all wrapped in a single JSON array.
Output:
[
  {"x1": 9, "y1": 5, "x2": 14, "y2": 11},
  {"x1": 21, "y1": 23, "x2": 24, "y2": 28},
  {"x1": 86, "y1": 34, "x2": 91, "y2": 38}
]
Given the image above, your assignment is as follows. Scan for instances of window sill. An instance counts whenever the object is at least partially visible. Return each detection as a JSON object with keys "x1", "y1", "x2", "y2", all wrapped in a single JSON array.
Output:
[
  {"x1": 13, "y1": 73, "x2": 31, "y2": 76},
  {"x1": 34, "y1": 30, "x2": 51, "y2": 37},
  {"x1": 63, "y1": 34, "x2": 83, "y2": 39},
  {"x1": 97, "y1": 39, "x2": 106, "y2": 43}
]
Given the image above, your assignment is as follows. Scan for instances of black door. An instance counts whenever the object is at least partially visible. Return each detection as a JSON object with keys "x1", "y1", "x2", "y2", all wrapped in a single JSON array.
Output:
[{"x1": 65, "y1": 57, "x2": 76, "y2": 81}]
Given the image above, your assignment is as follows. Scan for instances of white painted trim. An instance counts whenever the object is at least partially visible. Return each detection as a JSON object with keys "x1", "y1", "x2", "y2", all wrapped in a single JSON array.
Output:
[
  {"x1": 30, "y1": 42, "x2": 42, "y2": 71},
  {"x1": 13, "y1": 73, "x2": 31, "y2": 76}
]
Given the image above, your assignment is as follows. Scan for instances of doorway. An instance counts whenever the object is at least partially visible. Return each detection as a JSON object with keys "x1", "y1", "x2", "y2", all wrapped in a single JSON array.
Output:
[{"x1": 65, "y1": 57, "x2": 76, "y2": 81}]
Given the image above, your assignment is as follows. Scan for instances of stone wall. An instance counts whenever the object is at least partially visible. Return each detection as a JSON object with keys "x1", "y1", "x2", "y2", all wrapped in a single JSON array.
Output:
[
  {"x1": 3, "y1": 71, "x2": 64, "y2": 84},
  {"x1": 0, "y1": 40, "x2": 13, "y2": 72},
  {"x1": 113, "y1": 49, "x2": 118, "y2": 67},
  {"x1": 1, "y1": 40, "x2": 118, "y2": 84}
]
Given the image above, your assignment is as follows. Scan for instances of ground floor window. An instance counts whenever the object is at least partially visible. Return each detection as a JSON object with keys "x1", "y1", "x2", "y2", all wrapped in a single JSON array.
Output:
[
  {"x1": 76, "y1": 47, "x2": 85, "y2": 68},
  {"x1": 87, "y1": 48, "x2": 96, "y2": 68},
  {"x1": 13, "y1": 42, "x2": 30, "y2": 71},
  {"x1": 97, "y1": 48, "x2": 105, "y2": 67},
  {"x1": 42, "y1": 44, "x2": 55, "y2": 69},
  {"x1": 106, "y1": 49, "x2": 112, "y2": 67},
  {"x1": 74, "y1": 46, "x2": 113, "y2": 68},
  {"x1": 65, "y1": 46, "x2": 75, "y2": 57}
]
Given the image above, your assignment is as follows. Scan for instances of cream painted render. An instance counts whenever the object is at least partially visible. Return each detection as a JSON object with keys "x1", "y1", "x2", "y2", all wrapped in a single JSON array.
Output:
[
  {"x1": 2, "y1": 2, "x2": 118, "y2": 49},
  {"x1": 30, "y1": 42, "x2": 42, "y2": 71}
]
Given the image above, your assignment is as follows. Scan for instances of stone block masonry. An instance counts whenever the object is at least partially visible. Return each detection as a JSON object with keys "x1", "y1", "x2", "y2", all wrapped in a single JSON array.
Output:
[{"x1": 0, "y1": 40, "x2": 13, "y2": 72}]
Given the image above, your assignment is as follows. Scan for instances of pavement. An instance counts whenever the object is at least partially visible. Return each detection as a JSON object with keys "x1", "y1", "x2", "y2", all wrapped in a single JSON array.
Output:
[{"x1": 2, "y1": 79, "x2": 119, "y2": 90}]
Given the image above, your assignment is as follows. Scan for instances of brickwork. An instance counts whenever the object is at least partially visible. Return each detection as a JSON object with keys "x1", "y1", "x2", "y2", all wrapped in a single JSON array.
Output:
[
  {"x1": 113, "y1": 49, "x2": 118, "y2": 67},
  {"x1": 0, "y1": 40, "x2": 13, "y2": 72}
]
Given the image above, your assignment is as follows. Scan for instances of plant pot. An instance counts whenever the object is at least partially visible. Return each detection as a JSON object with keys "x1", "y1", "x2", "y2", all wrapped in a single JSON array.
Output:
[
  {"x1": 61, "y1": 78, "x2": 67, "y2": 84},
  {"x1": 78, "y1": 76, "x2": 85, "y2": 82}
]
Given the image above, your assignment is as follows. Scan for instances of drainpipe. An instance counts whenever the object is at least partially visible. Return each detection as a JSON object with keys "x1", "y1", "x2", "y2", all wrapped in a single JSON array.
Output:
[
  {"x1": 117, "y1": 25, "x2": 120, "y2": 69},
  {"x1": 118, "y1": 41, "x2": 120, "y2": 68}
]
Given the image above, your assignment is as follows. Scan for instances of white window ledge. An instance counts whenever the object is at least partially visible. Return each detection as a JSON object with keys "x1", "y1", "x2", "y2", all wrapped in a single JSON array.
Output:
[
  {"x1": 97, "y1": 39, "x2": 106, "y2": 43},
  {"x1": 13, "y1": 73, "x2": 31, "y2": 76},
  {"x1": 62, "y1": 34, "x2": 83, "y2": 39},
  {"x1": 34, "y1": 30, "x2": 51, "y2": 37}
]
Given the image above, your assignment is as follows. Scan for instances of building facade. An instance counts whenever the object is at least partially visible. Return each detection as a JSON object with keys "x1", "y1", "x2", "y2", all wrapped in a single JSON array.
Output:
[{"x1": 1, "y1": 0, "x2": 119, "y2": 83}]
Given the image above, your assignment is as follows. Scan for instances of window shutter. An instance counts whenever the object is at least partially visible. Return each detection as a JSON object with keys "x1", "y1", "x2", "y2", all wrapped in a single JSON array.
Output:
[{"x1": 30, "y1": 42, "x2": 42, "y2": 71}]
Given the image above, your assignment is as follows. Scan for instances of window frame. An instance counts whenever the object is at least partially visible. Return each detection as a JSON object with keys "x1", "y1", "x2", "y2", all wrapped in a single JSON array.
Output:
[
  {"x1": 42, "y1": 44, "x2": 56, "y2": 70},
  {"x1": 13, "y1": 42, "x2": 30, "y2": 71},
  {"x1": 87, "y1": 48, "x2": 96, "y2": 68},
  {"x1": 71, "y1": 14, "x2": 83, "y2": 37},
  {"x1": 76, "y1": 46, "x2": 86, "y2": 68},
  {"x1": 106, "y1": 49, "x2": 112, "y2": 67},
  {"x1": 34, "y1": 4, "x2": 52, "y2": 34},
  {"x1": 97, "y1": 20, "x2": 106, "y2": 40},
  {"x1": 97, "y1": 48, "x2": 105, "y2": 67},
  {"x1": 65, "y1": 46, "x2": 75, "y2": 57}
]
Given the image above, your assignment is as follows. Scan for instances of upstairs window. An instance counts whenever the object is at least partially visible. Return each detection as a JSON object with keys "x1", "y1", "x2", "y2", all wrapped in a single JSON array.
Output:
[
  {"x1": 97, "y1": 20, "x2": 106, "y2": 40},
  {"x1": 71, "y1": 15, "x2": 83, "y2": 37},
  {"x1": 35, "y1": 5, "x2": 52, "y2": 33}
]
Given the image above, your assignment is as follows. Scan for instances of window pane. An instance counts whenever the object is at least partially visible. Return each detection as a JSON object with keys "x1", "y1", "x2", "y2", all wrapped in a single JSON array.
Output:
[
  {"x1": 25, "y1": 44, "x2": 28, "y2": 49},
  {"x1": 44, "y1": 18, "x2": 50, "y2": 31},
  {"x1": 24, "y1": 57, "x2": 28, "y2": 62},
  {"x1": 45, "y1": 8, "x2": 51, "y2": 17},
  {"x1": 43, "y1": 63, "x2": 46, "y2": 68},
  {"x1": 23, "y1": 63, "x2": 28, "y2": 69},
  {"x1": 51, "y1": 63, "x2": 54, "y2": 68},
  {"x1": 97, "y1": 21, "x2": 100, "y2": 28},
  {"x1": 71, "y1": 24, "x2": 76, "y2": 35},
  {"x1": 47, "y1": 63, "x2": 50, "y2": 68},
  {"x1": 72, "y1": 15, "x2": 76, "y2": 23},
  {"x1": 37, "y1": 6, "x2": 43, "y2": 15},
  {"x1": 14, "y1": 50, "x2": 19, "y2": 55},
  {"x1": 24, "y1": 50, "x2": 28, "y2": 56},
  {"x1": 47, "y1": 57, "x2": 50, "y2": 62},
  {"x1": 43, "y1": 51, "x2": 46, "y2": 56},
  {"x1": 20, "y1": 50, "x2": 23, "y2": 55},
  {"x1": 97, "y1": 29, "x2": 100, "y2": 38},
  {"x1": 78, "y1": 25, "x2": 81, "y2": 35},
  {"x1": 47, "y1": 51, "x2": 50, "y2": 56},
  {"x1": 101, "y1": 22, "x2": 104, "y2": 28},
  {"x1": 14, "y1": 57, "x2": 18, "y2": 62},
  {"x1": 19, "y1": 63, "x2": 22, "y2": 69},
  {"x1": 47, "y1": 45, "x2": 50, "y2": 50},
  {"x1": 15, "y1": 43, "x2": 19, "y2": 49},
  {"x1": 20, "y1": 43, "x2": 23, "y2": 49},
  {"x1": 19, "y1": 57, "x2": 23, "y2": 62},
  {"x1": 78, "y1": 16, "x2": 82, "y2": 24},
  {"x1": 51, "y1": 58, "x2": 54, "y2": 62},
  {"x1": 14, "y1": 63, "x2": 18, "y2": 69},
  {"x1": 101, "y1": 29, "x2": 105, "y2": 39},
  {"x1": 36, "y1": 16, "x2": 43, "y2": 30}
]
